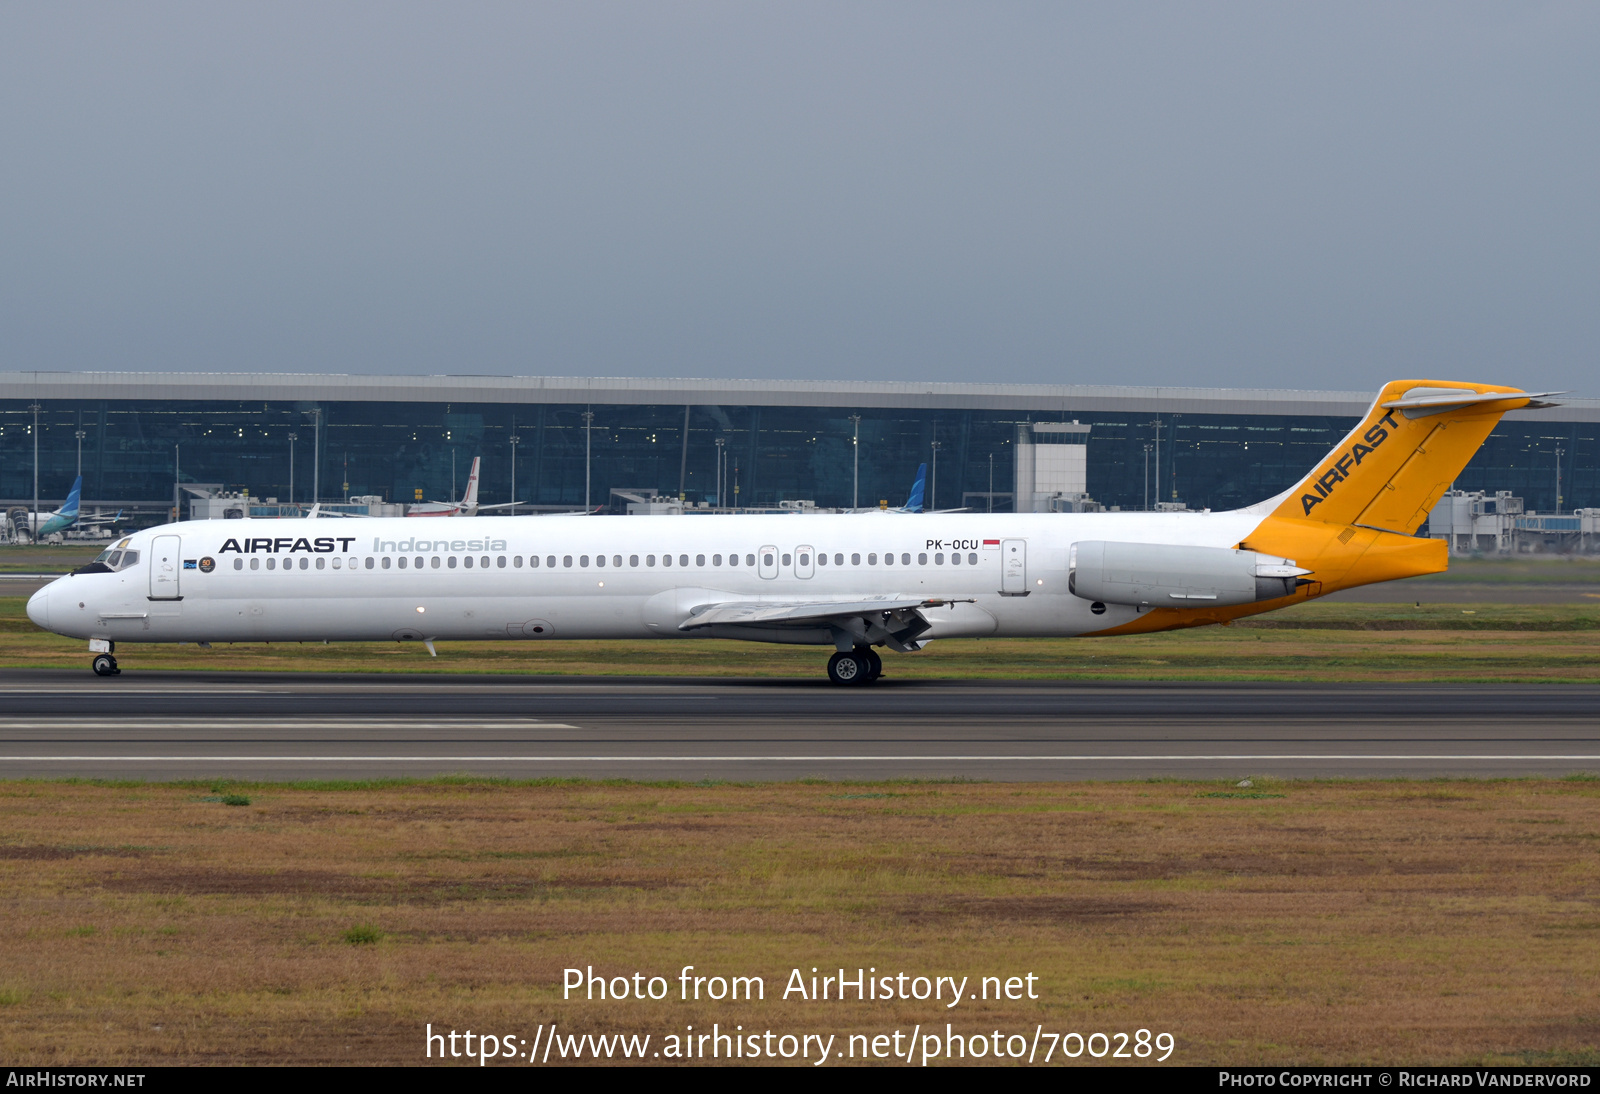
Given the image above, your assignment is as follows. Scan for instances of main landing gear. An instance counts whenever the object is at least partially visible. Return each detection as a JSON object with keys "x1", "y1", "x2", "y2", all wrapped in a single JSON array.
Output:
[{"x1": 826, "y1": 647, "x2": 883, "y2": 686}]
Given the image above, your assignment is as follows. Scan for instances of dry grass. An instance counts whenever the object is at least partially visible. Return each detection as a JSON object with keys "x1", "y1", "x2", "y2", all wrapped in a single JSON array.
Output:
[{"x1": 0, "y1": 778, "x2": 1597, "y2": 1065}]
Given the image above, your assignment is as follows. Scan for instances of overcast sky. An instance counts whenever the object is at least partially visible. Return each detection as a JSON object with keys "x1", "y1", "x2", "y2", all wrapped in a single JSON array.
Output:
[{"x1": 1, "y1": 2, "x2": 1595, "y2": 392}]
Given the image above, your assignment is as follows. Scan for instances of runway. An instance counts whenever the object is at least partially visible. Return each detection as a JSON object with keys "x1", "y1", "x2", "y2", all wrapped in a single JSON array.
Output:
[{"x1": 0, "y1": 670, "x2": 1596, "y2": 781}]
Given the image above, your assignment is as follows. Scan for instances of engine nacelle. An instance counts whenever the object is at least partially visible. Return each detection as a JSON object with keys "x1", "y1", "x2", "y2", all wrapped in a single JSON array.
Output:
[{"x1": 1068, "y1": 540, "x2": 1310, "y2": 608}]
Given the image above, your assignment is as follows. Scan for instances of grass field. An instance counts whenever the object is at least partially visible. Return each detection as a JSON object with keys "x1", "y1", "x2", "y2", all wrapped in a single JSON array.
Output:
[
  {"x1": 3, "y1": 595, "x2": 1598, "y2": 682},
  {"x1": 0, "y1": 777, "x2": 1595, "y2": 1066}
]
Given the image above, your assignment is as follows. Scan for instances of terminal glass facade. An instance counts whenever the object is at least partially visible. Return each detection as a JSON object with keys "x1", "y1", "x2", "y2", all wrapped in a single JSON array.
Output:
[{"x1": 0, "y1": 398, "x2": 1593, "y2": 520}]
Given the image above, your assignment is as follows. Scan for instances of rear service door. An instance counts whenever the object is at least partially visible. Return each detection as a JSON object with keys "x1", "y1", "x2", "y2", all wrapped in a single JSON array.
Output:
[
  {"x1": 149, "y1": 535, "x2": 182, "y2": 600},
  {"x1": 1000, "y1": 538, "x2": 1028, "y2": 595}
]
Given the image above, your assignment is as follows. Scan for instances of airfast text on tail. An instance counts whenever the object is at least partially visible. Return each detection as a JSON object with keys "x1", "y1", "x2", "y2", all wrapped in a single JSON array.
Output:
[{"x1": 1265, "y1": 380, "x2": 1557, "y2": 535}]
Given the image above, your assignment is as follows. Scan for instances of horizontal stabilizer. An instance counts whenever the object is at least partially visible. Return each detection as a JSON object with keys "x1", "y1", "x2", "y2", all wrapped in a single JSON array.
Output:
[{"x1": 1381, "y1": 389, "x2": 1565, "y2": 413}]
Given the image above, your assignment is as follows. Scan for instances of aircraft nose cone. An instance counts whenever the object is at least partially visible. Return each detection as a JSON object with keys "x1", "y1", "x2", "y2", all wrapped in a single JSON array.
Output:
[{"x1": 26, "y1": 585, "x2": 50, "y2": 630}]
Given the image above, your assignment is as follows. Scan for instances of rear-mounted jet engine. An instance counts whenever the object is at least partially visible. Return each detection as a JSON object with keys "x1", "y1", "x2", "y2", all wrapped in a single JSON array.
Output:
[{"x1": 1068, "y1": 541, "x2": 1310, "y2": 608}]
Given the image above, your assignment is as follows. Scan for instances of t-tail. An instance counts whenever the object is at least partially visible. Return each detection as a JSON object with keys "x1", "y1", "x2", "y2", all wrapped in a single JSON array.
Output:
[
  {"x1": 1090, "y1": 379, "x2": 1563, "y2": 638},
  {"x1": 1253, "y1": 380, "x2": 1562, "y2": 534},
  {"x1": 1240, "y1": 379, "x2": 1564, "y2": 592}
]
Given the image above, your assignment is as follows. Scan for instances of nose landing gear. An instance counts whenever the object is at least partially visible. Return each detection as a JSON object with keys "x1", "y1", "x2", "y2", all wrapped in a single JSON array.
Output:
[
  {"x1": 826, "y1": 647, "x2": 884, "y2": 686},
  {"x1": 91, "y1": 653, "x2": 120, "y2": 677}
]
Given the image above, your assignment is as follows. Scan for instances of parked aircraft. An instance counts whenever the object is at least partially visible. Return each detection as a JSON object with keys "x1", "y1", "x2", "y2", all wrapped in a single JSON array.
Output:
[
  {"x1": 7, "y1": 477, "x2": 123, "y2": 543},
  {"x1": 26, "y1": 381, "x2": 1559, "y2": 682},
  {"x1": 406, "y1": 457, "x2": 522, "y2": 517}
]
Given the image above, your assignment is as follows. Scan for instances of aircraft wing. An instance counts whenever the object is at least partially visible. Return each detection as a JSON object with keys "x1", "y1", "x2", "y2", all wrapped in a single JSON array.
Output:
[
  {"x1": 679, "y1": 594, "x2": 971, "y2": 652},
  {"x1": 474, "y1": 501, "x2": 526, "y2": 511}
]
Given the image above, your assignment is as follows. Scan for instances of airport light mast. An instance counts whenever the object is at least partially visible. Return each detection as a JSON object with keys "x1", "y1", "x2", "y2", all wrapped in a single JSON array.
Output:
[
  {"x1": 30, "y1": 402, "x2": 40, "y2": 543},
  {"x1": 509, "y1": 430, "x2": 520, "y2": 516},
  {"x1": 287, "y1": 433, "x2": 298, "y2": 506},
  {"x1": 714, "y1": 436, "x2": 725, "y2": 508},
  {"x1": 849, "y1": 414, "x2": 860, "y2": 509},
  {"x1": 930, "y1": 439, "x2": 941, "y2": 512},
  {"x1": 582, "y1": 408, "x2": 594, "y2": 512}
]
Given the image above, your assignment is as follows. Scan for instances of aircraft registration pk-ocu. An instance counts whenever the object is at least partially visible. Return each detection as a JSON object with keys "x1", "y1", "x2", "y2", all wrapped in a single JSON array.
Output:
[{"x1": 26, "y1": 381, "x2": 1560, "y2": 683}]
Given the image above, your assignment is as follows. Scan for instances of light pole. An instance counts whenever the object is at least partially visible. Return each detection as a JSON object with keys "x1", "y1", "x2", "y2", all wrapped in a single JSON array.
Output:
[
  {"x1": 173, "y1": 444, "x2": 180, "y2": 523},
  {"x1": 988, "y1": 452, "x2": 994, "y2": 513},
  {"x1": 1556, "y1": 445, "x2": 1565, "y2": 511},
  {"x1": 29, "y1": 402, "x2": 40, "y2": 542},
  {"x1": 929, "y1": 439, "x2": 941, "y2": 512},
  {"x1": 509, "y1": 430, "x2": 521, "y2": 516},
  {"x1": 849, "y1": 414, "x2": 861, "y2": 509},
  {"x1": 1143, "y1": 443, "x2": 1152, "y2": 511},
  {"x1": 714, "y1": 437, "x2": 726, "y2": 507},
  {"x1": 74, "y1": 424, "x2": 85, "y2": 478},
  {"x1": 581, "y1": 409, "x2": 594, "y2": 512},
  {"x1": 287, "y1": 433, "x2": 298, "y2": 506},
  {"x1": 1145, "y1": 418, "x2": 1161, "y2": 506},
  {"x1": 305, "y1": 408, "x2": 322, "y2": 505}
]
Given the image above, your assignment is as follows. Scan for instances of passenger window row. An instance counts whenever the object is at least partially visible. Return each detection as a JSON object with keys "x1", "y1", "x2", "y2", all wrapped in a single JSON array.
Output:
[{"x1": 229, "y1": 550, "x2": 983, "y2": 572}]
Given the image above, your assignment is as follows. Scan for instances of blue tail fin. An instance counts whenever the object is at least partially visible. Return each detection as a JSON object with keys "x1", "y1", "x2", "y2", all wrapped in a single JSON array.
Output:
[
  {"x1": 904, "y1": 463, "x2": 926, "y2": 513},
  {"x1": 60, "y1": 476, "x2": 82, "y2": 517}
]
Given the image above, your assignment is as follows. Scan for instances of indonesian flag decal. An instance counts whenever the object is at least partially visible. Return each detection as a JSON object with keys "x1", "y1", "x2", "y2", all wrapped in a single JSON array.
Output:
[{"x1": 983, "y1": 539, "x2": 1000, "y2": 549}]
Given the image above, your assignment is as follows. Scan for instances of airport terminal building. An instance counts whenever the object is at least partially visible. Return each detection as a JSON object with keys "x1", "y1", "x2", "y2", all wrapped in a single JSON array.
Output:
[{"x1": 1, "y1": 371, "x2": 1594, "y2": 524}]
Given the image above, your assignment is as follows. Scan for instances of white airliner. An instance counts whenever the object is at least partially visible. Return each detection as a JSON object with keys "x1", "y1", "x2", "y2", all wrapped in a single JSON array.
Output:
[{"x1": 25, "y1": 381, "x2": 1557, "y2": 682}]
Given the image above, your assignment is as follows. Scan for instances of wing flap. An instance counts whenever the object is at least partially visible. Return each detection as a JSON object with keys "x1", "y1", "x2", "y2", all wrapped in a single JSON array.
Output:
[{"x1": 680, "y1": 596, "x2": 953, "y2": 630}]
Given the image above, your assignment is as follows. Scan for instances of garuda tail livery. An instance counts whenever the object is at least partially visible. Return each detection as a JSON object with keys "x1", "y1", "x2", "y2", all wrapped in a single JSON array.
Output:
[{"x1": 28, "y1": 381, "x2": 1559, "y2": 683}]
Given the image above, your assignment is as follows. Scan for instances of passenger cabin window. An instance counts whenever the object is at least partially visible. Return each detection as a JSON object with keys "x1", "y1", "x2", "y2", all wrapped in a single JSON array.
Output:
[
  {"x1": 902, "y1": 553, "x2": 911, "y2": 565},
  {"x1": 746, "y1": 554, "x2": 755, "y2": 567},
  {"x1": 883, "y1": 552, "x2": 893, "y2": 566},
  {"x1": 868, "y1": 553, "x2": 877, "y2": 565},
  {"x1": 630, "y1": 555, "x2": 639, "y2": 567},
  {"x1": 563, "y1": 556, "x2": 573, "y2": 568},
  {"x1": 935, "y1": 552, "x2": 944, "y2": 564},
  {"x1": 662, "y1": 554, "x2": 672, "y2": 567},
  {"x1": 250, "y1": 558, "x2": 260, "y2": 570},
  {"x1": 316, "y1": 557, "x2": 326, "y2": 570},
  {"x1": 919, "y1": 552, "x2": 928, "y2": 565},
  {"x1": 594, "y1": 554, "x2": 603, "y2": 567},
  {"x1": 266, "y1": 558, "x2": 276, "y2": 570},
  {"x1": 713, "y1": 554, "x2": 722, "y2": 566},
  {"x1": 762, "y1": 552, "x2": 774, "y2": 567},
  {"x1": 695, "y1": 554, "x2": 705, "y2": 567},
  {"x1": 233, "y1": 558, "x2": 243, "y2": 570},
  {"x1": 647, "y1": 555, "x2": 656, "y2": 566},
  {"x1": 680, "y1": 554, "x2": 690, "y2": 567},
  {"x1": 851, "y1": 553, "x2": 860, "y2": 565}
]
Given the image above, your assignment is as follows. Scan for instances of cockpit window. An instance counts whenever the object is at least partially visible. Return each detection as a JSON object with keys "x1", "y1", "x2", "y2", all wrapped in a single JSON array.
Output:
[{"x1": 75, "y1": 545, "x2": 138, "y2": 577}]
